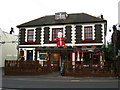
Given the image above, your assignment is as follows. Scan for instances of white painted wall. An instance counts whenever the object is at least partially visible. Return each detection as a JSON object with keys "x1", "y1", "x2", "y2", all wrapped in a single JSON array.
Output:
[
  {"x1": 0, "y1": 44, "x2": 2, "y2": 67},
  {"x1": 0, "y1": 28, "x2": 18, "y2": 67},
  {"x1": 19, "y1": 48, "x2": 35, "y2": 60}
]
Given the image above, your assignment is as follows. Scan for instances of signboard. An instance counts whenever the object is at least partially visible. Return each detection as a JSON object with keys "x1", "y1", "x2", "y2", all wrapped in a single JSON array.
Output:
[{"x1": 39, "y1": 53, "x2": 47, "y2": 60}]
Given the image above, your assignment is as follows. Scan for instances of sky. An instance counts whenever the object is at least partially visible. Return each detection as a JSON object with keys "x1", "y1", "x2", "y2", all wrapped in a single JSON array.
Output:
[{"x1": 0, "y1": 0, "x2": 119, "y2": 42}]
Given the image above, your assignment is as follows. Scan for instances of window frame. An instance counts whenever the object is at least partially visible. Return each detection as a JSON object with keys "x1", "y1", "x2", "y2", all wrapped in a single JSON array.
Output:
[
  {"x1": 39, "y1": 53, "x2": 48, "y2": 61},
  {"x1": 25, "y1": 28, "x2": 35, "y2": 43},
  {"x1": 50, "y1": 28, "x2": 63, "y2": 42},
  {"x1": 82, "y1": 25, "x2": 95, "y2": 42},
  {"x1": 84, "y1": 26, "x2": 93, "y2": 40},
  {"x1": 55, "y1": 12, "x2": 67, "y2": 20}
]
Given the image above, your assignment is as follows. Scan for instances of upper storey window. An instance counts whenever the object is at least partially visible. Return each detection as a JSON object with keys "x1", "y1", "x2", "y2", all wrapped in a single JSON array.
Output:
[
  {"x1": 27, "y1": 29, "x2": 34, "y2": 42},
  {"x1": 84, "y1": 26, "x2": 93, "y2": 40},
  {"x1": 52, "y1": 28, "x2": 63, "y2": 41},
  {"x1": 82, "y1": 26, "x2": 95, "y2": 42}
]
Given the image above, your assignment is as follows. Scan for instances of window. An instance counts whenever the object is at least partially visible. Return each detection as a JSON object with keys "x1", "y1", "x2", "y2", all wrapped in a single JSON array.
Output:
[
  {"x1": 55, "y1": 13, "x2": 60, "y2": 20},
  {"x1": 84, "y1": 26, "x2": 93, "y2": 40},
  {"x1": 39, "y1": 53, "x2": 47, "y2": 60},
  {"x1": 52, "y1": 28, "x2": 63, "y2": 41},
  {"x1": 27, "y1": 29, "x2": 34, "y2": 42},
  {"x1": 61, "y1": 13, "x2": 66, "y2": 19},
  {"x1": 55, "y1": 12, "x2": 67, "y2": 20}
]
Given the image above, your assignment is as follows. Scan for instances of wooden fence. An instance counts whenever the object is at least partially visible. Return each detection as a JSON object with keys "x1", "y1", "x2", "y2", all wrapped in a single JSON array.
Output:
[
  {"x1": 64, "y1": 61, "x2": 116, "y2": 77},
  {"x1": 4, "y1": 58, "x2": 119, "y2": 77},
  {"x1": 4, "y1": 60, "x2": 59, "y2": 75},
  {"x1": 115, "y1": 56, "x2": 120, "y2": 76}
]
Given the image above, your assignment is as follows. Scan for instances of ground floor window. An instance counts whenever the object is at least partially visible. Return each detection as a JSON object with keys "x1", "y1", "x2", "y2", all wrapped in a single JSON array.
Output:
[
  {"x1": 75, "y1": 52, "x2": 100, "y2": 65},
  {"x1": 39, "y1": 53, "x2": 48, "y2": 61},
  {"x1": 92, "y1": 53, "x2": 99, "y2": 64},
  {"x1": 50, "y1": 53, "x2": 59, "y2": 61}
]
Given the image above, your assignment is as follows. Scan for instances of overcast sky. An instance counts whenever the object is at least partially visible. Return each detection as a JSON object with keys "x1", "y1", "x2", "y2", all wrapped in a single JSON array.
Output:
[{"x1": 0, "y1": 0, "x2": 119, "y2": 42}]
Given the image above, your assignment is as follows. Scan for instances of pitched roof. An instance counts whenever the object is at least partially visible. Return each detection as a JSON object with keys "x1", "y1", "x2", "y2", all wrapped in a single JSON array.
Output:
[{"x1": 17, "y1": 13, "x2": 107, "y2": 28}]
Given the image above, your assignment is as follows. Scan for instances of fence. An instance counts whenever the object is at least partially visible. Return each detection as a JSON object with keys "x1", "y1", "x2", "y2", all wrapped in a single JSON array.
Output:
[
  {"x1": 115, "y1": 56, "x2": 120, "y2": 76},
  {"x1": 64, "y1": 61, "x2": 116, "y2": 77},
  {"x1": 4, "y1": 59, "x2": 118, "y2": 76},
  {"x1": 4, "y1": 60, "x2": 59, "y2": 75}
]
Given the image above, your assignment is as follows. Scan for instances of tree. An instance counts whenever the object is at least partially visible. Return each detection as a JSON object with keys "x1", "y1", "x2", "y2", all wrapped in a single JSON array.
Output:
[
  {"x1": 103, "y1": 43, "x2": 114, "y2": 61},
  {"x1": 111, "y1": 29, "x2": 120, "y2": 56}
]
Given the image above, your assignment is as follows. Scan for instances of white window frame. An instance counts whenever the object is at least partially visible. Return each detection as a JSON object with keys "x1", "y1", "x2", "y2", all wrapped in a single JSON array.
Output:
[
  {"x1": 25, "y1": 28, "x2": 35, "y2": 42},
  {"x1": 49, "y1": 25, "x2": 65, "y2": 41},
  {"x1": 38, "y1": 53, "x2": 47, "y2": 61},
  {"x1": 82, "y1": 25, "x2": 95, "y2": 40}
]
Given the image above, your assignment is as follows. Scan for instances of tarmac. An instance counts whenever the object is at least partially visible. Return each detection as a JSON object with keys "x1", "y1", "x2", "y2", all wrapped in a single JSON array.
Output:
[{"x1": 1, "y1": 68, "x2": 120, "y2": 89}]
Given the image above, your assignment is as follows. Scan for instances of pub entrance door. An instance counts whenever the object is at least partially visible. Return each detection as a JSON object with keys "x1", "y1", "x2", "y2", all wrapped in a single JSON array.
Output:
[{"x1": 60, "y1": 52, "x2": 71, "y2": 75}]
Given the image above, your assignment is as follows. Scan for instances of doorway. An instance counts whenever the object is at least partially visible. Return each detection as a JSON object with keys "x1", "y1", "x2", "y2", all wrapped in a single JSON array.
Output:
[
  {"x1": 27, "y1": 50, "x2": 33, "y2": 60},
  {"x1": 60, "y1": 53, "x2": 70, "y2": 63}
]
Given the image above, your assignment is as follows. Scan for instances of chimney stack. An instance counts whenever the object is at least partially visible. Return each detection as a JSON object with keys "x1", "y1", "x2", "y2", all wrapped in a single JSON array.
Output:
[
  {"x1": 10, "y1": 27, "x2": 14, "y2": 34},
  {"x1": 101, "y1": 15, "x2": 104, "y2": 19}
]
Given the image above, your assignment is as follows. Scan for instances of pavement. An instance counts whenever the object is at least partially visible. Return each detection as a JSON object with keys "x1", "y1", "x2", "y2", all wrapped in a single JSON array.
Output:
[{"x1": 1, "y1": 68, "x2": 120, "y2": 89}]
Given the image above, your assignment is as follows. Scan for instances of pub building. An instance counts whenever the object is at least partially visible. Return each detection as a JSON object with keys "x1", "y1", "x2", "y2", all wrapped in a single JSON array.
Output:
[{"x1": 17, "y1": 12, "x2": 107, "y2": 71}]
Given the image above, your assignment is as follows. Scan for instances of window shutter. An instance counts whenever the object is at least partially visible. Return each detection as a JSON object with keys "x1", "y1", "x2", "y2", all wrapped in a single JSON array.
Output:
[
  {"x1": 75, "y1": 25, "x2": 82, "y2": 44},
  {"x1": 94, "y1": 24, "x2": 102, "y2": 43},
  {"x1": 35, "y1": 28, "x2": 41, "y2": 44},
  {"x1": 65, "y1": 26, "x2": 72, "y2": 43},
  {"x1": 19, "y1": 29, "x2": 25, "y2": 44},
  {"x1": 44, "y1": 27, "x2": 50, "y2": 44}
]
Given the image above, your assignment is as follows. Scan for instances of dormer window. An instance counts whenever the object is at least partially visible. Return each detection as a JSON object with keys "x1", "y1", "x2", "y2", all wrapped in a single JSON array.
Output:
[{"x1": 55, "y1": 12, "x2": 67, "y2": 20}]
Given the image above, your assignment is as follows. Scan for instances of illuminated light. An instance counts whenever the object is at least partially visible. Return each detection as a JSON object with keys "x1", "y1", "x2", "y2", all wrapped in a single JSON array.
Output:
[
  {"x1": 81, "y1": 53, "x2": 84, "y2": 61},
  {"x1": 81, "y1": 58, "x2": 83, "y2": 61},
  {"x1": 38, "y1": 46, "x2": 41, "y2": 48},
  {"x1": 54, "y1": 46, "x2": 58, "y2": 48},
  {"x1": 46, "y1": 46, "x2": 50, "y2": 48},
  {"x1": 53, "y1": 53, "x2": 58, "y2": 57},
  {"x1": 82, "y1": 46, "x2": 87, "y2": 48},
  {"x1": 64, "y1": 46, "x2": 67, "y2": 48},
  {"x1": 73, "y1": 46, "x2": 77, "y2": 48},
  {"x1": 91, "y1": 46, "x2": 96, "y2": 48}
]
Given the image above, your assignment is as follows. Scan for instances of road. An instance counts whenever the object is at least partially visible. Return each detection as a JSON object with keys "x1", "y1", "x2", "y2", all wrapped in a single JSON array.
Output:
[{"x1": 2, "y1": 71, "x2": 120, "y2": 89}]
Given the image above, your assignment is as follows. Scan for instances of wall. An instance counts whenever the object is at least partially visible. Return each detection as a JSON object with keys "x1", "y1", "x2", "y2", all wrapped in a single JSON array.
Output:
[
  {"x1": 19, "y1": 23, "x2": 106, "y2": 47},
  {"x1": 0, "y1": 44, "x2": 2, "y2": 67},
  {"x1": 0, "y1": 28, "x2": 18, "y2": 67}
]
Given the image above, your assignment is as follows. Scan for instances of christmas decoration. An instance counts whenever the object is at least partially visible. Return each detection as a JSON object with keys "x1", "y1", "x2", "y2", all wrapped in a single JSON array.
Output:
[{"x1": 56, "y1": 31, "x2": 66, "y2": 47}]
